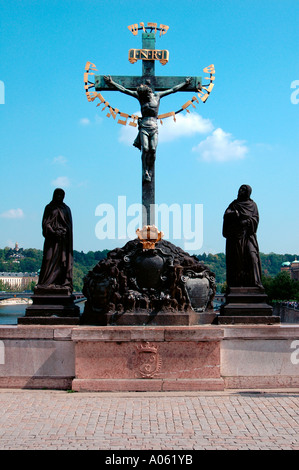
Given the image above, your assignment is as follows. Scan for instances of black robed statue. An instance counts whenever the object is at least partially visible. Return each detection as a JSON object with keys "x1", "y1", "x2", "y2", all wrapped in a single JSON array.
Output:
[
  {"x1": 223, "y1": 184, "x2": 263, "y2": 288},
  {"x1": 37, "y1": 188, "x2": 74, "y2": 292}
]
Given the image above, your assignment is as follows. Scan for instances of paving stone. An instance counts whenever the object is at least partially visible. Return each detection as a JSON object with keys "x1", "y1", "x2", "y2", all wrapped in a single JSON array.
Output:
[{"x1": 0, "y1": 389, "x2": 298, "y2": 450}]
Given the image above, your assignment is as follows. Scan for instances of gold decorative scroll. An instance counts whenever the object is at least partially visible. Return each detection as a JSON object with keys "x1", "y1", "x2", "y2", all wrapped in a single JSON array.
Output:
[
  {"x1": 128, "y1": 48, "x2": 169, "y2": 65},
  {"x1": 128, "y1": 22, "x2": 169, "y2": 36}
]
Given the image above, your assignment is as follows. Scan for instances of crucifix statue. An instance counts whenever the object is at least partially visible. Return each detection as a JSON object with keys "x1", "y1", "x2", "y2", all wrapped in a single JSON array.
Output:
[
  {"x1": 103, "y1": 74, "x2": 191, "y2": 185},
  {"x1": 84, "y1": 22, "x2": 215, "y2": 228}
]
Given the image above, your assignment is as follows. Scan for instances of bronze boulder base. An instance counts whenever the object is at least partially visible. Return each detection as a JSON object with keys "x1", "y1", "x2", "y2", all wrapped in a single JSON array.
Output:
[{"x1": 81, "y1": 239, "x2": 217, "y2": 326}]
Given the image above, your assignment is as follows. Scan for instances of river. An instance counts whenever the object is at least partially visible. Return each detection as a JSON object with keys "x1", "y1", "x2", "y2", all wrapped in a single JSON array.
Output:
[{"x1": 0, "y1": 302, "x2": 86, "y2": 325}]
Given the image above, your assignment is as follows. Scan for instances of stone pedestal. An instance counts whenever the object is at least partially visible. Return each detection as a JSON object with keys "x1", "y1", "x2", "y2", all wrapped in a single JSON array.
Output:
[
  {"x1": 71, "y1": 326, "x2": 224, "y2": 392},
  {"x1": 18, "y1": 287, "x2": 80, "y2": 325},
  {"x1": 217, "y1": 287, "x2": 280, "y2": 325}
]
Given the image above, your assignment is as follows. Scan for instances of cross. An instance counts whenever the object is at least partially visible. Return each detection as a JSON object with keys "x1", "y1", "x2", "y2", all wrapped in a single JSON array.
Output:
[{"x1": 93, "y1": 30, "x2": 202, "y2": 227}]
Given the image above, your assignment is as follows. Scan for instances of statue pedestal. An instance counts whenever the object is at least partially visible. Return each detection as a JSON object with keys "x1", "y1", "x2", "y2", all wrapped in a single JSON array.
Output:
[
  {"x1": 217, "y1": 287, "x2": 280, "y2": 324},
  {"x1": 18, "y1": 287, "x2": 80, "y2": 325}
]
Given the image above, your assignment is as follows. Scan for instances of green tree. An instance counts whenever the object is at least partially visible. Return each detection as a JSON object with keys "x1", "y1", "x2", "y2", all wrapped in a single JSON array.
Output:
[{"x1": 263, "y1": 271, "x2": 299, "y2": 302}]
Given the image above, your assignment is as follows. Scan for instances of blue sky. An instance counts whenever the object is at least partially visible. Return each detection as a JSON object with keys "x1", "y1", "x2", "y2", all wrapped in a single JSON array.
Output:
[{"x1": 0, "y1": 0, "x2": 298, "y2": 256}]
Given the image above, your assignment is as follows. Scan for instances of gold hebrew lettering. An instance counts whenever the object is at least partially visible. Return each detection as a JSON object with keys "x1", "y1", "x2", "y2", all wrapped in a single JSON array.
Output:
[
  {"x1": 182, "y1": 100, "x2": 193, "y2": 111},
  {"x1": 205, "y1": 75, "x2": 215, "y2": 81},
  {"x1": 182, "y1": 97, "x2": 198, "y2": 112},
  {"x1": 198, "y1": 90, "x2": 209, "y2": 103},
  {"x1": 84, "y1": 83, "x2": 95, "y2": 90},
  {"x1": 128, "y1": 24, "x2": 139, "y2": 35},
  {"x1": 203, "y1": 64, "x2": 215, "y2": 74},
  {"x1": 159, "y1": 24, "x2": 169, "y2": 36},
  {"x1": 139, "y1": 22, "x2": 146, "y2": 32},
  {"x1": 202, "y1": 83, "x2": 214, "y2": 94},
  {"x1": 107, "y1": 107, "x2": 119, "y2": 119},
  {"x1": 101, "y1": 101, "x2": 109, "y2": 111},
  {"x1": 86, "y1": 91, "x2": 98, "y2": 102},
  {"x1": 147, "y1": 22, "x2": 157, "y2": 33},
  {"x1": 118, "y1": 112, "x2": 129, "y2": 125},
  {"x1": 157, "y1": 111, "x2": 176, "y2": 121},
  {"x1": 85, "y1": 61, "x2": 97, "y2": 71},
  {"x1": 129, "y1": 114, "x2": 139, "y2": 127},
  {"x1": 83, "y1": 72, "x2": 94, "y2": 82},
  {"x1": 95, "y1": 93, "x2": 106, "y2": 107}
]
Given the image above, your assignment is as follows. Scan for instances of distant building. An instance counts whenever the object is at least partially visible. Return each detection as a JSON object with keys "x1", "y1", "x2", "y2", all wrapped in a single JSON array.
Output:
[
  {"x1": 0, "y1": 272, "x2": 38, "y2": 290},
  {"x1": 281, "y1": 258, "x2": 299, "y2": 281},
  {"x1": 8, "y1": 242, "x2": 24, "y2": 263}
]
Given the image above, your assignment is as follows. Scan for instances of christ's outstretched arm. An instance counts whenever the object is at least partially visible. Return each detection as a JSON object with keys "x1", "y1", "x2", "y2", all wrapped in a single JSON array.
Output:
[
  {"x1": 157, "y1": 77, "x2": 191, "y2": 99},
  {"x1": 104, "y1": 75, "x2": 138, "y2": 99}
]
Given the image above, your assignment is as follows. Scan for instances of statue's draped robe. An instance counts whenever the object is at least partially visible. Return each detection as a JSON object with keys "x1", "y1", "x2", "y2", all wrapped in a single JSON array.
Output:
[
  {"x1": 223, "y1": 196, "x2": 262, "y2": 288},
  {"x1": 37, "y1": 201, "x2": 73, "y2": 291}
]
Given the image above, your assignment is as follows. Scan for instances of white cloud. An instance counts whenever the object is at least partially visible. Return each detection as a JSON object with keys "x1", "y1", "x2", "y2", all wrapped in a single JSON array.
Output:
[
  {"x1": 118, "y1": 111, "x2": 213, "y2": 146},
  {"x1": 79, "y1": 117, "x2": 91, "y2": 126},
  {"x1": 52, "y1": 155, "x2": 67, "y2": 165},
  {"x1": 0, "y1": 208, "x2": 24, "y2": 219},
  {"x1": 159, "y1": 112, "x2": 213, "y2": 142},
  {"x1": 51, "y1": 176, "x2": 71, "y2": 188},
  {"x1": 192, "y1": 128, "x2": 248, "y2": 162}
]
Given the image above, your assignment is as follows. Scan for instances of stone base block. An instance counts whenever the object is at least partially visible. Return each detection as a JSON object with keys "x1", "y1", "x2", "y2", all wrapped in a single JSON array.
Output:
[
  {"x1": 71, "y1": 326, "x2": 224, "y2": 392},
  {"x1": 82, "y1": 310, "x2": 217, "y2": 326},
  {"x1": 218, "y1": 315, "x2": 280, "y2": 325},
  {"x1": 224, "y1": 376, "x2": 299, "y2": 389},
  {"x1": 0, "y1": 376, "x2": 73, "y2": 390},
  {"x1": 72, "y1": 378, "x2": 224, "y2": 392},
  {"x1": 18, "y1": 316, "x2": 80, "y2": 325}
]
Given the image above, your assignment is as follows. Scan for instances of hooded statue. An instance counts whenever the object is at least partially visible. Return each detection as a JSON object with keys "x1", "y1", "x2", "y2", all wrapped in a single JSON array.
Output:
[
  {"x1": 37, "y1": 188, "x2": 74, "y2": 292},
  {"x1": 223, "y1": 184, "x2": 263, "y2": 288}
]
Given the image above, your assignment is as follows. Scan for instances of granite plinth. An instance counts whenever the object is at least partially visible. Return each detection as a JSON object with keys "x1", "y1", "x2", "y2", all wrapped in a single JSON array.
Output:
[
  {"x1": 19, "y1": 287, "x2": 80, "y2": 325},
  {"x1": 217, "y1": 287, "x2": 279, "y2": 325},
  {"x1": 71, "y1": 326, "x2": 224, "y2": 392}
]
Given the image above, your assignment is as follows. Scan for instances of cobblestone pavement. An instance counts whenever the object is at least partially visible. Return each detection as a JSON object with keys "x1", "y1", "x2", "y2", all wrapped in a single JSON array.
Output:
[{"x1": 0, "y1": 389, "x2": 299, "y2": 451}]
